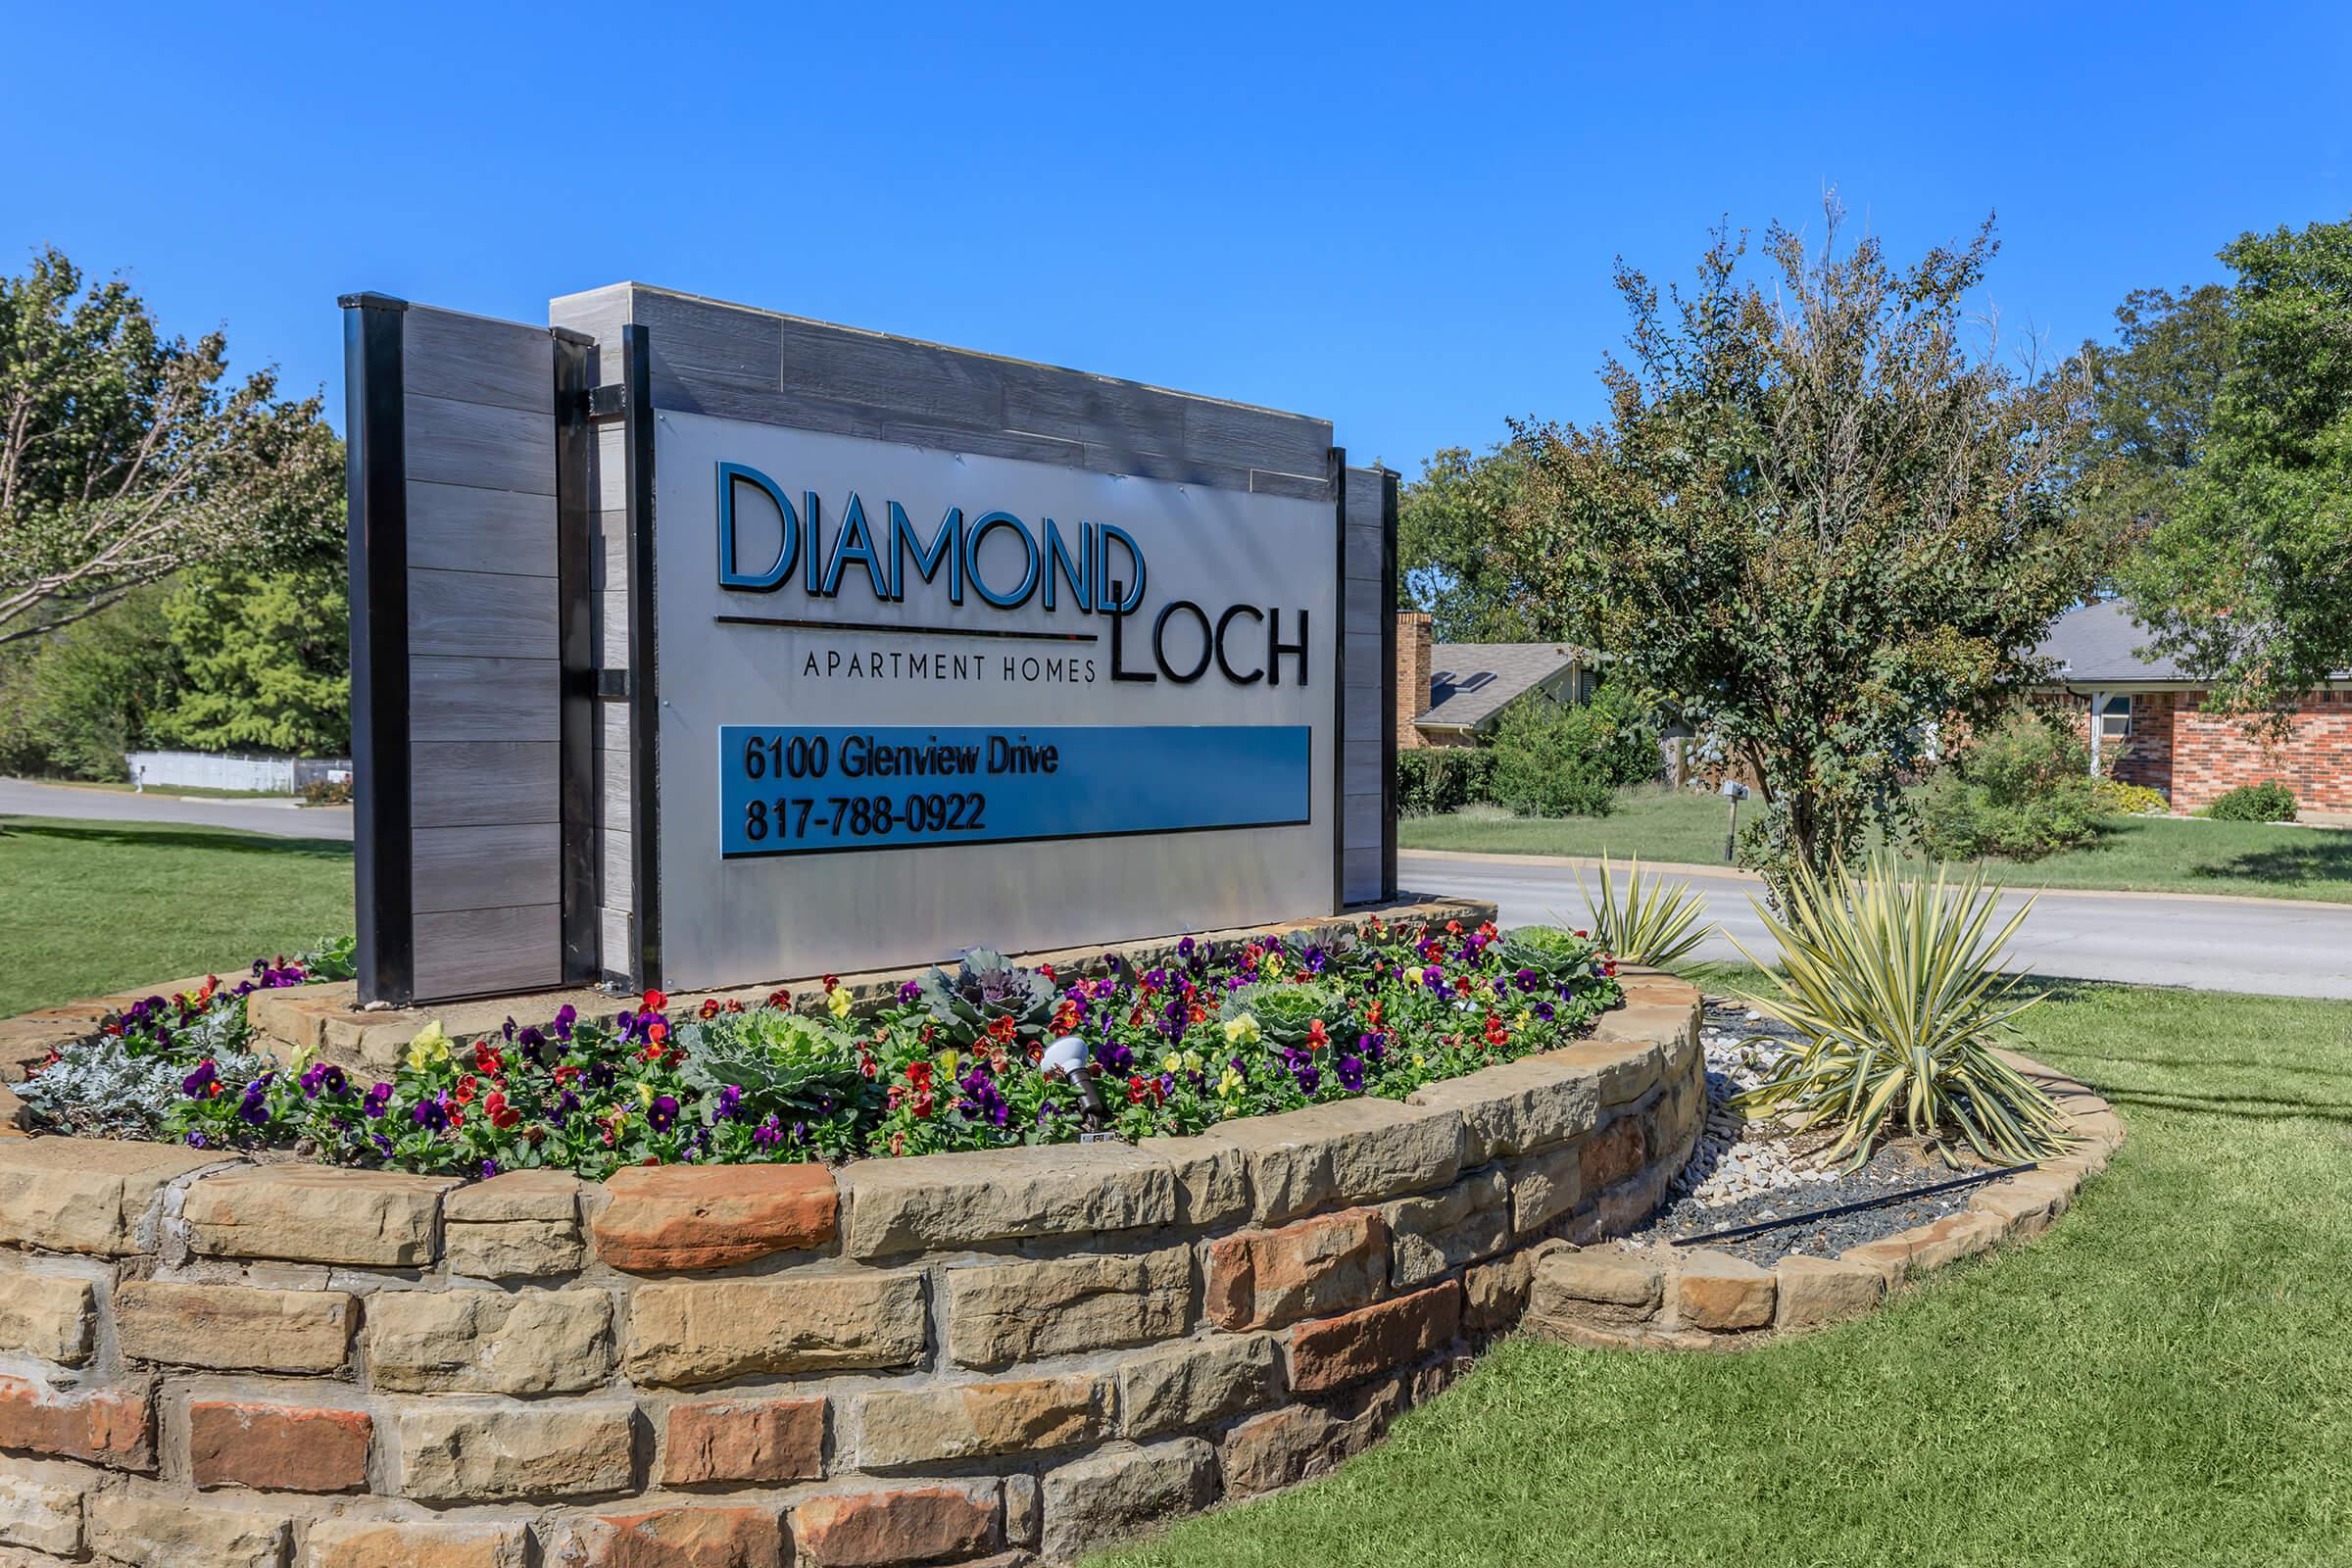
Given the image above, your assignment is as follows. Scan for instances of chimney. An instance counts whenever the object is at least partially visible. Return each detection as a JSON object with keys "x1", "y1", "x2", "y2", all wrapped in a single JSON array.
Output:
[{"x1": 1396, "y1": 612, "x2": 1433, "y2": 749}]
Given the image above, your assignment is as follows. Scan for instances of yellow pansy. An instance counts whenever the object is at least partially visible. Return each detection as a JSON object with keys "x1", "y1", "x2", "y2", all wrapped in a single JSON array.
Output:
[
  {"x1": 1515, "y1": 1009, "x2": 1533, "y2": 1032},
  {"x1": 1263, "y1": 953, "x2": 1285, "y2": 977},
  {"x1": 638, "y1": 1081, "x2": 656, "y2": 1108},
  {"x1": 1222, "y1": 1014, "x2": 1261, "y2": 1047},
  {"x1": 1181, "y1": 1049, "x2": 1202, "y2": 1072},
  {"x1": 1216, "y1": 1067, "x2": 1245, "y2": 1100},
  {"x1": 939, "y1": 1050, "x2": 960, "y2": 1080},
  {"x1": 1412, "y1": 1053, "x2": 1427, "y2": 1068},
  {"x1": 404, "y1": 1021, "x2": 451, "y2": 1073},
  {"x1": 288, "y1": 1036, "x2": 318, "y2": 1072},
  {"x1": 1161, "y1": 1052, "x2": 1183, "y2": 1073},
  {"x1": 827, "y1": 986, "x2": 854, "y2": 1019}
]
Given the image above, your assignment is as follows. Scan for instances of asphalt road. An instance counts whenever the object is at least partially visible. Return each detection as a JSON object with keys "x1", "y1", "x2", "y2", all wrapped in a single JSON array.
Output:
[
  {"x1": 7, "y1": 781, "x2": 2345, "y2": 1000},
  {"x1": 0, "y1": 779, "x2": 354, "y2": 841},
  {"x1": 1401, "y1": 848, "x2": 2352, "y2": 1001}
]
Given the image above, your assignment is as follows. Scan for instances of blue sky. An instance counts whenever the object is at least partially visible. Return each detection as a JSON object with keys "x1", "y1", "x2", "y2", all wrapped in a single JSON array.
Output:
[{"x1": 7, "y1": 2, "x2": 2346, "y2": 469}]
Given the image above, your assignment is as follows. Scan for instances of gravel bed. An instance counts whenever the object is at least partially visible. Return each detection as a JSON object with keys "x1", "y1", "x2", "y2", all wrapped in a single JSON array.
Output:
[{"x1": 1619, "y1": 997, "x2": 2002, "y2": 1267}]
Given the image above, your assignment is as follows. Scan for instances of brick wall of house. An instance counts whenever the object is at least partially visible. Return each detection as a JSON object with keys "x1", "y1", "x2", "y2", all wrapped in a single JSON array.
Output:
[
  {"x1": 2079, "y1": 689, "x2": 2352, "y2": 811},
  {"x1": 2171, "y1": 691, "x2": 2352, "y2": 812},
  {"x1": 1396, "y1": 612, "x2": 1433, "y2": 751}
]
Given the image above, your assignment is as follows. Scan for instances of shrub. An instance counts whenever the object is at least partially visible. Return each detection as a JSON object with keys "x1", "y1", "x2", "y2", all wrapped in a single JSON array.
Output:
[
  {"x1": 1396, "y1": 748, "x2": 1495, "y2": 814},
  {"x1": 2090, "y1": 777, "x2": 2170, "y2": 816},
  {"x1": 300, "y1": 778, "x2": 353, "y2": 806},
  {"x1": 1486, "y1": 699, "x2": 1618, "y2": 817},
  {"x1": 1731, "y1": 853, "x2": 2073, "y2": 1168},
  {"x1": 2207, "y1": 780, "x2": 2297, "y2": 821},
  {"x1": 1917, "y1": 709, "x2": 2102, "y2": 860},
  {"x1": 1580, "y1": 854, "x2": 1712, "y2": 968},
  {"x1": 1580, "y1": 681, "x2": 1664, "y2": 789}
]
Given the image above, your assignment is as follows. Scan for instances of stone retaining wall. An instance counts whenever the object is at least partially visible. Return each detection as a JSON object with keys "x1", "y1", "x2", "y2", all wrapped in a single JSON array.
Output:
[
  {"x1": 1528, "y1": 1053, "x2": 2123, "y2": 1349},
  {"x1": 0, "y1": 971, "x2": 1704, "y2": 1566}
]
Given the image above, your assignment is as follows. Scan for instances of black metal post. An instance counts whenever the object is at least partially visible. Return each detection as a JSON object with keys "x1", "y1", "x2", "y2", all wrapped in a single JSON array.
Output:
[
  {"x1": 1379, "y1": 466, "x2": 1400, "y2": 902},
  {"x1": 338, "y1": 293, "x2": 413, "y2": 1005},
  {"x1": 621, "y1": 323, "x2": 662, "y2": 992},
  {"x1": 553, "y1": 328, "x2": 600, "y2": 984},
  {"x1": 1329, "y1": 446, "x2": 1348, "y2": 914}
]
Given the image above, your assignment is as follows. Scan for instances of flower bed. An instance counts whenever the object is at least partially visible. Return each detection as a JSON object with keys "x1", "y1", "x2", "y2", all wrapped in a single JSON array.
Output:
[{"x1": 21, "y1": 918, "x2": 1622, "y2": 1182}]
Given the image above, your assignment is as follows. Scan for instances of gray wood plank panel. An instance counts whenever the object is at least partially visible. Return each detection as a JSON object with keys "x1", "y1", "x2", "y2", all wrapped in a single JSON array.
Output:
[
  {"x1": 600, "y1": 823, "x2": 633, "y2": 905},
  {"x1": 1250, "y1": 468, "x2": 1331, "y2": 501},
  {"x1": 410, "y1": 657, "x2": 560, "y2": 742},
  {"x1": 877, "y1": 416, "x2": 1087, "y2": 467},
  {"x1": 549, "y1": 284, "x2": 632, "y2": 384},
  {"x1": 1344, "y1": 792, "x2": 1383, "y2": 849},
  {"x1": 778, "y1": 318, "x2": 1005, "y2": 426},
  {"x1": 1343, "y1": 847, "x2": 1384, "y2": 905},
  {"x1": 408, "y1": 567, "x2": 560, "y2": 660},
  {"x1": 413, "y1": 823, "x2": 563, "y2": 914},
  {"x1": 643, "y1": 377, "x2": 890, "y2": 439},
  {"x1": 594, "y1": 423, "x2": 627, "y2": 514},
  {"x1": 405, "y1": 394, "x2": 554, "y2": 496},
  {"x1": 1188, "y1": 399, "x2": 1332, "y2": 477},
  {"x1": 411, "y1": 741, "x2": 560, "y2": 829},
  {"x1": 408, "y1": 481, "x2": 558, "y2": 578},
  {"x1": 598, "y1": 906, "x2": 633, "y2": 978},
  {"x1": 413, "y1": 904, "x2": 562, "y2": 1001},
  {"x1": 404, "y1": 307, "x2": 552, "y2": 415},
  {"x1": 1344, "y1": 574, "x2": 1384, "y2": 625},
  {"x1": 1344, "y1": 521, "x2": 1383, "y2": 581},
  {"x1": 1082, "y1": 447, "x2": 1253, "y2": 491},
  {"x1": 1003, "y1": 363, "x2": 1189, "y2": 459},
  {"x1": 632, "y1": 288, "x2": 784, "y2": 393}
]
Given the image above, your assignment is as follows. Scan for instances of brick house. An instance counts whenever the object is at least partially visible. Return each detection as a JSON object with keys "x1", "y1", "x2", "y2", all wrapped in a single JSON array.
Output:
[
  {"x1": 1394, "y1": 612, "x2": 1595, "y2": 749},
  {"x1": 2033, "y1": 598, "x2": 2352, "y2": 812}
]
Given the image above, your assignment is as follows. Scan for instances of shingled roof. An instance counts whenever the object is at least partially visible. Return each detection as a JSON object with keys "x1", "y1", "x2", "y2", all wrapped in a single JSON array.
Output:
[
  {"x1": 2033, "y1": 599, "x2": 2350, "y2": 684},
  {"x1": 1420, "y1": 642, "x2": 1583, "y2": 730}
]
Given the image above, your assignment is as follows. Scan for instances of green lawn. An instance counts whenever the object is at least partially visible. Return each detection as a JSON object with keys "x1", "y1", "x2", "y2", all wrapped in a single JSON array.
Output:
[
  {"x1": 1400, "y1": 785, "x2": 2352, "y2": 903},
  {"x1": 1099, "y1": 975, "x2": 2352, "y2": 1568},
  {"x1": 0, "y1": 816, "x2": 353, "y2": 1016}
]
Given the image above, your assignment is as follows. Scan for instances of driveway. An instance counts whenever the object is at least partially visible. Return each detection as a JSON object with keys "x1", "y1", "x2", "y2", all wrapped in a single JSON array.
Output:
[
  {"x1": 0, "y1": 779, "x2": 353, "y2": 842},
  {"x1": 1402, "y1": 849, "x2": 2352, "y2": 1001}
]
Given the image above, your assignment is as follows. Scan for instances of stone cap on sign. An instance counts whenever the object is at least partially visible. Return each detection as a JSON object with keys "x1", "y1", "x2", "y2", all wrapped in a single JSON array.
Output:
[{"x1": 245, "y1": 895, "x2": 1501, "y2": 1077}]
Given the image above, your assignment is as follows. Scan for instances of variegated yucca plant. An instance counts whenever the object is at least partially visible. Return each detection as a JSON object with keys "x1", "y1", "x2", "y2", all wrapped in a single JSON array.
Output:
[
  {"x1": 1731, "y1": 852, "x2": 2072, "y2": 1169},
  {"x1": 1580, "y1": 853, "x2": 1713, "y2": 968}
]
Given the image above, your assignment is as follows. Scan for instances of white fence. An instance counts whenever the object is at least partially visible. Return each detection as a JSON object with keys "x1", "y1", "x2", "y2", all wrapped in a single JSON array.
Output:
[{"x1": 123, "y1": 751, "x2": 353, "y2": 794}]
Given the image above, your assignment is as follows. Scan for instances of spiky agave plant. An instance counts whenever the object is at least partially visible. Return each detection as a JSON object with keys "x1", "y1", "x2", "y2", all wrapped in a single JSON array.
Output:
[
  {"x1": 1580, "y1": 853, "x2": 1711, "y2": 968},
  {"x1": 1730, "y1": 853, "x2": 2072, "y2": 1169}
]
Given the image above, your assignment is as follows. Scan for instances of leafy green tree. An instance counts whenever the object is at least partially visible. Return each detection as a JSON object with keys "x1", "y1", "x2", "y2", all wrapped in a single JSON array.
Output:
[
  {"x1": 0, "y1": 585, "x2": 181, "y2": 779},
  {"x1": 2075, "y1": 283, "x2": 2233, "y2": 550},
  {"x1": 1505, "y1": 201, "x2": 2110, "y2": 890},
  {"x1": 2122, "y1": 214, "x2": 2352, "y2": 715},
  {"x1": 0, "y1": 247, "x2": 341, "y2": 647},
  {"x1": 1396, "y1": 440, "x2": 1548, "y2": 641},
  {"x1": 154, "y1": 563, "x2": 350, "y2": 755}
]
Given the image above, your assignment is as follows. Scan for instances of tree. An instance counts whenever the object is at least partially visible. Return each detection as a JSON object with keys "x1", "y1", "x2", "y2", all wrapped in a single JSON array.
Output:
[
  {"x1": 2075, "y1": 282, "x2": 2233, "y2": 552},
  {"x1": 0, "y1": 247, "x2": 341, "y2": 647},
  {"x1": 1504, "y1": 200, "x2": 2110, "y2": 890},
  {"x1": 0, "y1": 584, "x2": 181, "y2": 780},
  {"x1": 1396, "y1": 440, "x2": 1548, "y2": 641},
  {"x1": 154, "y1": 561, "x2": 350, "y2": 755},
  {"x1": 2121, "y1": 214, "x2": 2352, "y2": 715}
]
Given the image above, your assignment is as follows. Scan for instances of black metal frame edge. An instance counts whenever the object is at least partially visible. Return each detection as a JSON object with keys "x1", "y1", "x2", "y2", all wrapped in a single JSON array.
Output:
[
  {"x1": 1328, "y1": 445, "x2": 1348, "y2": 914},
  {"x1": 339, "y1": 293, "x2": 413, "y2": 1005},
  {"x1": 553, "y1": 332, "x2": 600, "y2": 984},
  {"x1": 1379, "y1": 466, "x2": 1400, "y2": 902},
  {"x1": 621, "y1": 324, "x2": 663, "y2": 991}
]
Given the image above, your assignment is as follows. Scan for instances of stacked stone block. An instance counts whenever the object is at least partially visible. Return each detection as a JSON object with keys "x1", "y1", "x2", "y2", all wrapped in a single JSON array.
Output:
[{"x1": 0, "y1": 972, "x2": 1703, "y2": 1566}]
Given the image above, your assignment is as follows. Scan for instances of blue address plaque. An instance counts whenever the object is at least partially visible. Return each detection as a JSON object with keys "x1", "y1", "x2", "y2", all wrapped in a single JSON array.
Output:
[{"x1": 717, "y1": 724, "x2": 1311, "y2": 858}]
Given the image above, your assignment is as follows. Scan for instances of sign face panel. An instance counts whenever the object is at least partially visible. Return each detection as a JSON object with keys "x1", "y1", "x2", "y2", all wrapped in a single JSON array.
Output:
[
  {"x1": 652, "y1": 412, "x2": 1338, "y2": 990},
  {"x1": 716, "y1": 724, "x2": 1311, "y2": 857}
]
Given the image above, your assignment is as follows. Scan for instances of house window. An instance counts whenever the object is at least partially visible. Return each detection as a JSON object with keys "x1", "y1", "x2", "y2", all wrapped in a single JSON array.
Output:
[{"x1": 2097, "y1": 695, "x2": 2132, "y2": 745}]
